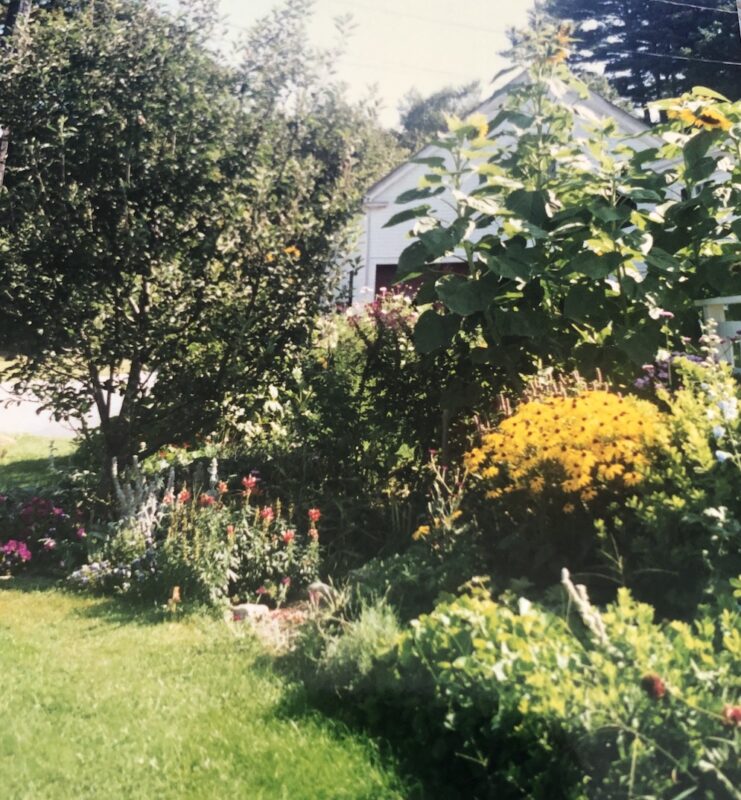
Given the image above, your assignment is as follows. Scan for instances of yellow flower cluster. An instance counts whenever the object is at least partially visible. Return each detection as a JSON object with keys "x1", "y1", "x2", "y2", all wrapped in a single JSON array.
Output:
[
  {"x1": 667, "y1": 106, "x2": 732, "y2": 132},
  {"x1": 464, "y1": 391, "x2": 662, "y2": 509}
]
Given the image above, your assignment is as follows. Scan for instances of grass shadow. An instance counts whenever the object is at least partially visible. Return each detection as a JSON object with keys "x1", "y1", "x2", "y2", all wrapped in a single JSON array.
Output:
[
  {"x1": 0, "y1": 574, "x2": 170, "y2": 627},
  {"x1": 0, "y1": 455, "x2": 75, "y2": 491},
  {"x1": 0, "y1": 575, "x2": 59, "y2": 593},
  {"x1": 69, "y1": 594, "x2": 171, "y2": 628}
]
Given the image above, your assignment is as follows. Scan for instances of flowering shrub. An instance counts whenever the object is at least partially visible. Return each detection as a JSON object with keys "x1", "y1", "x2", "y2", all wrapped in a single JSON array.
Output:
[
  {"x1": 358, "y1": 580, "x2": 740, "y2": 799},
  {"x1": 463, "y1": 388, "x2": 665, "y2": 588},
  {"x1": 465, "y1": 390, "x2": 661, "y2": 506},
  {"x1": 69, "y1": 466, "x2": 320, "y2": 607},
  {"x1": 0, "y1": 492, "x2": 87, "y2": 576}
]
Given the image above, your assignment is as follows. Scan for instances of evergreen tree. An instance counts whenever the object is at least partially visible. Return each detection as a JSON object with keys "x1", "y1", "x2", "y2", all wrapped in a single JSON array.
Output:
[
  {"x1": 541, "y1": 0, "x2": 741, "y2": 107},
  {"x1": 397, "y1": 81, "x2": 481, "y2": 150}
]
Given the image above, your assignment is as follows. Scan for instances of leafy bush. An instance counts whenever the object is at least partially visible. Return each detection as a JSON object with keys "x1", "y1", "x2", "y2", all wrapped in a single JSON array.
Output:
[
  {"x1": 621, "y1": 356, "x2": 741, "y2": 614},
  {"x1": 358, "y1": 579, "x2": 741, "y2": 799},
  {"x1": 220, "y1": 291, "x2": 495, "y2": 565},
  {"x1": 311, "y1": 598, "x2": 402, "y2": 698}
]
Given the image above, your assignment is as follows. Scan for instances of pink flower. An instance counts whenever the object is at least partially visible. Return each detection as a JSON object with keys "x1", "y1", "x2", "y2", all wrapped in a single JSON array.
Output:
[
  {"x1": 198, "y1": 493, "x2": 216, "y2": 507},
  {"x1": 226, "y1": 524, "x2": 235, "y2": 539},
  {"x1": 308, "y1": 508, "x2": 321, "y2": 523},
  {"x1": 256, "y1": 586, "x2": 268, "y2": 595},
  {"x1": 281, "y1": 529, "x2": 296, "y2": 545},
  {"x1": 42, "y1": 537, "x2": 56, "y2": 551},
  {"x1": 308, "y1": 528, "x2": 319, "y2": 542},
  {"x1": 177, "y1": 489, "x2": 191, "y2": 504},
  {"x1": 2, "y1": 540, "x2": 31, "y2": 562},
  {"x1": 76, "y1": 527, "x2": 87, "y2": 540},
  {"x1": 217, "y1": 481, "x2": 228, "y2": 495},
  {"x1": 260, "y1": 507, "x2": 275, "y2": 523},
  {"x1": 280, "y1": 576, "x2": 291, "y2": 587},
  {"x1": 722, "y1": 705, "x2": 741, "y2": 727},
  {"x1": 163, "y1": 492, "x2": 174, "y2": 505},
  {"x1": 241, "y1": 475, "x2": 259, "y2": 492}
]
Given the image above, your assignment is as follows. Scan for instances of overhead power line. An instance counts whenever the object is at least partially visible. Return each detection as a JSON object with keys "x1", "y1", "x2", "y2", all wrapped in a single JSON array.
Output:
[
  {"x1": 324, "y1": 0, "x2": 509, "y2": 35},
  {"x1": 647, "y1": 0, "x2": 737, "y2": 14},
  {"x1": 606, "y1": 47, "x2": 741, "y2": 66}
]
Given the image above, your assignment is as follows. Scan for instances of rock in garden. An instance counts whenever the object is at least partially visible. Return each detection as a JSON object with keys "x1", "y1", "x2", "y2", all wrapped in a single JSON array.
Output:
[{"x1": 231, "y1": 603, "x2": 269, "y2": 622}]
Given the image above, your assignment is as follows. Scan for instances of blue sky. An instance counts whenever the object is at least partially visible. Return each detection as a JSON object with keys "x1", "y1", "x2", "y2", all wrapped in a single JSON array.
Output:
[{"x1": 214, "y1": 0, "x2": 535, "y2": 126}]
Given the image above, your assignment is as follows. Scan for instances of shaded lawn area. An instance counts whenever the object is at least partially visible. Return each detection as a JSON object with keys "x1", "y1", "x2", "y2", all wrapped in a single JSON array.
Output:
[
  {"x1": 0, "y1": 434, "x2": 76, "y2": 491},
  {"x1": 0, "y1": 580, "x2": 408, "y2": 800}
]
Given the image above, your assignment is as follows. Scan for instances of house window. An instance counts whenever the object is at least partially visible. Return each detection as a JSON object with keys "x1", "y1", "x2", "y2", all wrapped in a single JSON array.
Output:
[{"x1": 373, "y1": 262, "x2": 469, "y2": 297}]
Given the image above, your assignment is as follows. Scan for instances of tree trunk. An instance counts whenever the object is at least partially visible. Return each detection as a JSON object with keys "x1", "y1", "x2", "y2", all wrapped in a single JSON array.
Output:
[
  {"x1": 0, "y1": 0, "x2": 32, "y2": 189},
  {"x1": 3, "y1": 0, "x2": 32, "y2": 36}
]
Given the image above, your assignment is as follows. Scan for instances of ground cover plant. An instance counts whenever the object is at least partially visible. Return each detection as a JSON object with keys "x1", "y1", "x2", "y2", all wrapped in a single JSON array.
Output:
[{"x1": 0, "y1": 580, "x2": 410, "y2": 799}]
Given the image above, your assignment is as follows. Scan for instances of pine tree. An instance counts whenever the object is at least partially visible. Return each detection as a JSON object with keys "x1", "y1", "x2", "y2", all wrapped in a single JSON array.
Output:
[
  {"x1": 397, "y1": 81, "x2": 481, "y2": 150},
  {"x1": 541, "y1": 0, "x2": 741, "y2": 107}
]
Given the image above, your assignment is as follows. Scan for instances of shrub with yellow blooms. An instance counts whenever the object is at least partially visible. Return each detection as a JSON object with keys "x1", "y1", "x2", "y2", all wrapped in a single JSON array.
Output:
[
  {"x1": 463, "y1": 389, "x2": 670, "y2": 592},
  {"x1": 465, "y1": 390, "x2": 663, "y2": 510}
]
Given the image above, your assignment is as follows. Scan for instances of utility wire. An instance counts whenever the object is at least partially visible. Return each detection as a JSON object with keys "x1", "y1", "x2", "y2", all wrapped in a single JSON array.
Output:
[
  {"x1": 647, "y1": 0, "x2": 737, "y2": 14},
  {"x1": 323, "y1": 0, "x2": 509, "y2": 35},
  {"x1": 606, "y1": 47, "x2": 741, "y2": 66}
]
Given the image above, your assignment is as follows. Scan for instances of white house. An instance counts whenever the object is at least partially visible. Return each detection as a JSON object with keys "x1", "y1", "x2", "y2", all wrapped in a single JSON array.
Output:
[{"x1": 346, "y1": 69, "x2": 659, "y2": 305}]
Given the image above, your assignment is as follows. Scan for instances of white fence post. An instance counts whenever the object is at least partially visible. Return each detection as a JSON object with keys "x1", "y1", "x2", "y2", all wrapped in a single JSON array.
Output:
[{"x1": 695, "y1": 296, "x2": 741, "y2": 369}]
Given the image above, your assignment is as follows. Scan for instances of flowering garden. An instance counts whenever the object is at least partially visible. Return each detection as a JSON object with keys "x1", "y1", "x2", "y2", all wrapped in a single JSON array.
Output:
[{"x1": 1, "y1": 3, "x2": 740, "y2": 799}]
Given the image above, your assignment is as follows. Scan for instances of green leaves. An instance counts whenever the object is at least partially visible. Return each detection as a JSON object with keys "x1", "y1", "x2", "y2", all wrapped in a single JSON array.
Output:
[
  {"x1": 413, "y1": 309, "x2": 459, "y2": 353},
  {"x1": 505, "y1": 189, "x2": 549, "y2": 227},
  {"x1": 395, "y1": 186, "x2": 446, "y2": 204},
  {"x1": 396, "y1": 241, "x2": 430, "y2": 282},
  {"x1": 435, "y1": 275, "x2": 486, "y2": 316},
  {"x1": 383, "y1": 205, "x2": 432, "y2": 228}
]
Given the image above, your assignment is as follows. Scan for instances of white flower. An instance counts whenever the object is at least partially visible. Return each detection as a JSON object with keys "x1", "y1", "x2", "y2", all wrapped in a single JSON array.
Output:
[
  {"x1": 712, "y1": 425, "x2": 726, "y2": 440},
  {"x1": 715, "y1": 450, "x2": 733, "y2": 463},
  {"x1": 718, "y1": 398, "x2": 738, "y2": 422}
]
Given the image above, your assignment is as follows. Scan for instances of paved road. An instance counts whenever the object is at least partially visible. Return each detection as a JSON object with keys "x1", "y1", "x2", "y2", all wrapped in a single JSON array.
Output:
[
  {"x1": 0, "y1": 384, "x2": 119, "y2": 439},
  {"x1": 0, "y1": 386, "x2": 78, "y2": 438}
]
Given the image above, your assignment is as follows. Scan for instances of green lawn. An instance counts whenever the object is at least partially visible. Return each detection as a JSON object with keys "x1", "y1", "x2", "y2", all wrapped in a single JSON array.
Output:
[
  {"x1": 0, "y1": 434, "x2": 77, "y2": 490},
  {"x1": 0, "y1": 581, "x2": 408, "y2": 800}
]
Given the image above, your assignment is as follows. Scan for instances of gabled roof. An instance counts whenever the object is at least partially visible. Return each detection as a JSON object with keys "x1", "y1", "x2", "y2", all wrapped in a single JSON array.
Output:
[{"x1": 365, "y1": 68, "x2": 657, "y2": 205}]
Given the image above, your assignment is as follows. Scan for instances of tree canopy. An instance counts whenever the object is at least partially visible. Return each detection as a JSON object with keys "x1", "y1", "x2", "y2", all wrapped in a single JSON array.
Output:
[
  {"x1": 0, "y1": 0, "x2": 399, "y2": 464},
  {"x1": 539, "y1": 0, "x2": 741, "y2": 108},
  {"x1": 397, "y1": 81, "x2": 481, "y2": 150}
]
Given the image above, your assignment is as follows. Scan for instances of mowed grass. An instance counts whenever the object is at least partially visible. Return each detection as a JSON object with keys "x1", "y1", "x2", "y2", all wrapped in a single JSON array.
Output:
[
  {"x1": 0, "y1": 434, "x2": 77, "y2": 490},
  {"x1": 0, "y1": 581, "x2": 408, "y2": 800}
]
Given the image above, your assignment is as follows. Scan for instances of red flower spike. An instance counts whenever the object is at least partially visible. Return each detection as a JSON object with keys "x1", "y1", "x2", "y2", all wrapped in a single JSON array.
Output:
[{"x1": 641, "y1": 673, "x2": 667, "y2": 700}]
